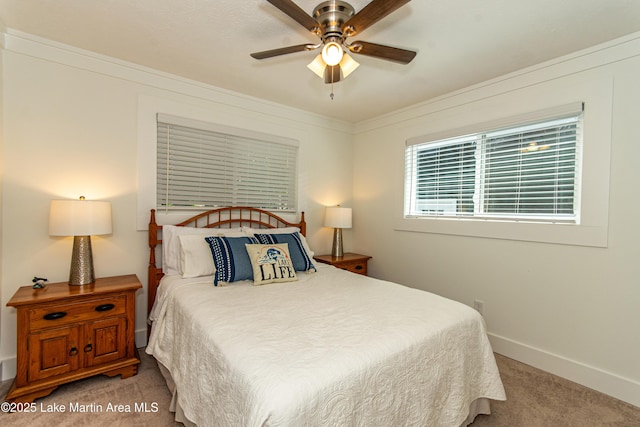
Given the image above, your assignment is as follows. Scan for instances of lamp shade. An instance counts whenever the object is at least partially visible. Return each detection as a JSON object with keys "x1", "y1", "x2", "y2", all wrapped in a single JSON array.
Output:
[
  {"x1": 324, "y1": 206, "x2": 352, "y2": 229},
  {"x1": 49, "y1": 199, "x2": 112, "y2": 236},
  {"x1": 307, "y1": 54, "x2": 327, "y2": 79},
  {"x1": 339, "y1": 53, "x2": 360, "y2": 78}
]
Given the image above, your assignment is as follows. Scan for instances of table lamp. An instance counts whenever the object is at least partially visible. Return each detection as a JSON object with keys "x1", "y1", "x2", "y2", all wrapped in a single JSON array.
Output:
[
  {"x1": 324, "y1": 206, "x2": 352, "y2": 257},
  {"x1": 49, "y1": 197, "x2": 112, "y2": 285}
]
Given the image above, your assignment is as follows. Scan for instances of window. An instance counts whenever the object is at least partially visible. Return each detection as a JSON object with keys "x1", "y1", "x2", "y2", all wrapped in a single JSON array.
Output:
[
  {"x1": 157, "y1": 114, "x2": 298, "y2": 212},
  {"x1": 405, "y1": 112, "x2": 583, "y2": 223}
]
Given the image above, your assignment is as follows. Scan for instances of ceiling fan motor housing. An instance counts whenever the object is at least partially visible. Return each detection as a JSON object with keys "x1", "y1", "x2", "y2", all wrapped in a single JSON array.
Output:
[{"x1": 313, "y1": 0, "x2": 355, "y2": 41}]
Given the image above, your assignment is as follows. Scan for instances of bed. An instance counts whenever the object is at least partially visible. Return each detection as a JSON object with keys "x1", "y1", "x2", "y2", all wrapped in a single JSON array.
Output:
[{"x1": 145, "y1": 207, "x2": 505, "y2": 426}]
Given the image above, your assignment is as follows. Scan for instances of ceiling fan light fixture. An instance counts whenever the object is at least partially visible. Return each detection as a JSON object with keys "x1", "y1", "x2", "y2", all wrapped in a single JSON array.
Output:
[
  {"x1": 322, "y1": 41, "x2": 344, "y2": 66},
  {"x1": 339, "y1": 53, "x2": 359, "y2": 78},
  {"x1": 307, "y1": 54, "x2": 327, "y2": 79},
  {"x1": 324, "y1": 64, "x2": 341, "y2": 84}
]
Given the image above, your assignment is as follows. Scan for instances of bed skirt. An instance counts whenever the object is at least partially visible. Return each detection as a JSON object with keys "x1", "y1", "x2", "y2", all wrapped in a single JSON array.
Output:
[{"x1": 155, "y1": 359, "x2": 491, "y2": 426}]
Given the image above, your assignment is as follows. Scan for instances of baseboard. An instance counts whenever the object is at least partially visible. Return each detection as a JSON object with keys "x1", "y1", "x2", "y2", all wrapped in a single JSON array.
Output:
[
  {"x1": 1, "y1": 357, "x2": 16, "y2": 382},
  {"x1": 489, "y1": 333, "x2": 640, "y2": 408},
  {"x1": 135, "y1": 327, "x2": 148, "y2": 349}
]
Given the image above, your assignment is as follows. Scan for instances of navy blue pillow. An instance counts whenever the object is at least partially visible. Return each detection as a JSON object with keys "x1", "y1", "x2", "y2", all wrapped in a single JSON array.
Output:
[
  {"x1": 205, "y1": 236, "x2": 258, "y2": 285},
  {"x1": 253, "y1": 233, "x2": 316, "y2": 272}
]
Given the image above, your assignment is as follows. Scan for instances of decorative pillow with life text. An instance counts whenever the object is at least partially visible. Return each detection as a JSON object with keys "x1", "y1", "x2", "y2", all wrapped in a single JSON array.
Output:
[
  {"x1": 245, "y1": 243, "x2": 297, "y2": 285},
  {"x1": 253, "y1": 232, "x2": 316, "y2": 273},
  {"x1": 205, "y1": 236, "x2": 258, "y2": 285}
]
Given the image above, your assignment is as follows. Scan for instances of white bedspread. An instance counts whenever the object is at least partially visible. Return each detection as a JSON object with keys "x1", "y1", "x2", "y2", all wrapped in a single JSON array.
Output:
[{"x1": 146, "y1": 264, "x2": 505, "y2": 426}]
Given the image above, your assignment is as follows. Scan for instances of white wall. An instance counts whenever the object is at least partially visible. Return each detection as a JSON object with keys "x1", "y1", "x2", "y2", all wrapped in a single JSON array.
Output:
[
  {"x1": 352, "y1": 33, "x2": 640, "y2": 406},
  {"x1": 0, "y1": 30, "x2": 353, "y2": 379},
  {"x1": 0, "y1": 25, "x2": 5, "y2": 366}
]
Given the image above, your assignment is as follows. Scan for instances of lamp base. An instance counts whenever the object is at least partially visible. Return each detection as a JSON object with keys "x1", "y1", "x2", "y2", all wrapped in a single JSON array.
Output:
[
  {"x1": 69, "y1": 235, "x2": 95, "y2": 285},
  {"x1": 331, "y1": 228, "x2": 344, "y2": 258}
]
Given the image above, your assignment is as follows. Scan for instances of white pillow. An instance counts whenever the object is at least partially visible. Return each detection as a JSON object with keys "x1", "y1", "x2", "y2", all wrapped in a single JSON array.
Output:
[
  {"x1": 162, "y1": 225, "x2": 243, "y2": 276},
  {"x1": 242, "y1": 226, "x2": 315, "y2": 258},
  {"x1": 179, "y1": 231, "x2": 246, "y2": 278}
]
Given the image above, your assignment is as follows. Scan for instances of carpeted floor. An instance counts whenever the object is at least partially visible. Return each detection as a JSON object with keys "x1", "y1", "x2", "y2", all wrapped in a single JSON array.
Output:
[
  {"x1": 471, "y1": 354, "x2": 640, "y2": 426},
  {"x1": 0, "y1": 348, "x2": 178, "y2": 426},
  {"x1": 1, "y1": 350, "x2": 638, "y2": 426}
]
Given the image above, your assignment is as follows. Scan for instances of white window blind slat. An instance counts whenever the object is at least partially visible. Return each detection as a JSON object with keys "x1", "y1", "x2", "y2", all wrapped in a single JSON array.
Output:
[
  {"x1": 157, "y1": 118, "x2": 298, "y2": 211},
  {"x1": 404, "y1": 111, "x2": 582, "y2": 222}
]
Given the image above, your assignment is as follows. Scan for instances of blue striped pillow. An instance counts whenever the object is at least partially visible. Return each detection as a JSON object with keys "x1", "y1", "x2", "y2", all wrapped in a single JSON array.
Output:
[
  {"x1": 205, "y1": 236, "x2": 258, "y2": 285},
  {"x1": 253, "y1": 232, "x2": 316, "y2": 272}
]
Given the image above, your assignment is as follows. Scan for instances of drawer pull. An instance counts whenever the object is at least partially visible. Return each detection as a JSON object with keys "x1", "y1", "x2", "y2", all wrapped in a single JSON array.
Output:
[
  {"x1": 43, "y1": 312, "x2": 67, "y2": 320},
  {"x1": 69, "y1": 347, "x2": 78, "y2": 356},
  {"x1": 355, "y1": 265, "x2": 363, "y2": 270},
  {"x1": 84, "y1": 343, "x2": 93, "y2": 353},
  {"x1": 95, "y1": 303, "x2": 115, "y2": 312}
]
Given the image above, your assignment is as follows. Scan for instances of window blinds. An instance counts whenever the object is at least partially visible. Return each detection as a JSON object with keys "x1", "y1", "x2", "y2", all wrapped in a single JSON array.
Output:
[
  {"x1": 157, "y1": 117, "x2": 298, "y2": 212},
  {"x1": 405, "y1": 108, "x2": 583, "y2": 222},
  {"x1": 481, "y1": 117, "x2": 580, "y2": 218},
  {"x1": 408, "y1": 136, "x2": 478, "y2": 215}
]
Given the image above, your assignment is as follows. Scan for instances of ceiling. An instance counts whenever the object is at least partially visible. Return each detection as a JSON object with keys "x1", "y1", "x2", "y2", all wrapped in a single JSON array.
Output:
[{"x1": 1, "y1": 0, "x2": 640, "y2": 123}]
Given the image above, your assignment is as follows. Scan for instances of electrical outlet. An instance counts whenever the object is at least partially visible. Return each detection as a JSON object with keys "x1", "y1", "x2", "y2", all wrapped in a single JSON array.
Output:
[{"x1": 473, "y1": 300, "x2": 484, "y2": 315}]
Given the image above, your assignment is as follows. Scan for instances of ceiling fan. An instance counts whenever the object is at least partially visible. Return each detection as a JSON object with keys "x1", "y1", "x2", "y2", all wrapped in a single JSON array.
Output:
[{"x1": 250, "y1": 0, "x2": 417, "y2": 86}]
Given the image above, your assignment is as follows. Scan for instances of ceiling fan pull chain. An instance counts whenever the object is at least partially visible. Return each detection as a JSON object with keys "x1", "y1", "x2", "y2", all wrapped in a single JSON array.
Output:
[{"x1": 330, "y1": 81, "x2": 335, "y2": 100}]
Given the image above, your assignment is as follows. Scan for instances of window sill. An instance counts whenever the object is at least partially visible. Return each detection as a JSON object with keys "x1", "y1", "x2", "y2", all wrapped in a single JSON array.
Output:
[{"x1": 394, "y1": 216, "x2": 608, "y2": 248}]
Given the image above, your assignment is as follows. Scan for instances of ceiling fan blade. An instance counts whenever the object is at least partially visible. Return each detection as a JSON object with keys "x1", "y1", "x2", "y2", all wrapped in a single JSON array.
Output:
[
  {"x1": 266, "y1": 0, "x2": 319, "y2": 32},
  {"x1": 342, "y1": 0, "x2": 410, "y2": 37},
  {"x1": 350, "y1": 41, "x2": 416, "y2": 64},
  {"x1": 250, "y1": 44, "x2": 311, "y2": 59}
]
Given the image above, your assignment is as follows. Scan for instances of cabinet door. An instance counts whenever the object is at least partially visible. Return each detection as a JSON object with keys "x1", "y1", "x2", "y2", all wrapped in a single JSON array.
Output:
[
  {"x1": 28, "y1": 327, "x2": 80, "y2": 382},
  {"x1": 84, "y1": 317, "x2": 127, "y2": 367}
]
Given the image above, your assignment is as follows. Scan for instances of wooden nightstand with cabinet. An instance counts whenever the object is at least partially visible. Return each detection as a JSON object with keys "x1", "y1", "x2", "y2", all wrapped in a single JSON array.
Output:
[
  {"x1": 5, "y1": 274, "x2": 141, "y2": 403},
  {"x1": 314, "y1": 253, "x2": 372, "y2": 276}
]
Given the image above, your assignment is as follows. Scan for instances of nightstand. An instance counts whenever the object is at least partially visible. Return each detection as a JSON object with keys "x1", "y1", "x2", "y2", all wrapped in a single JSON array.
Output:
[
  {"x1": 5, "y1": 274, "x2": 142, "y2": 403},
  {"x1": 314, "y1": 253, "x2": 372, "y2": 276}
]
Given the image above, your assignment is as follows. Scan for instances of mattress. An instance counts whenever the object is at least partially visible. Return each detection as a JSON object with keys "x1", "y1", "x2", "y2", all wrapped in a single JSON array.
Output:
[{"x1": 146, "y1": 264, "x2": 505, "y2": 426}]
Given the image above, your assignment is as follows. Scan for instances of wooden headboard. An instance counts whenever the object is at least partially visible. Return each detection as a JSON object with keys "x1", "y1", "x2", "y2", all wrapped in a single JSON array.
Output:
[{"x1": 148, "y1": 207, "x2": 306, "y2": 316}]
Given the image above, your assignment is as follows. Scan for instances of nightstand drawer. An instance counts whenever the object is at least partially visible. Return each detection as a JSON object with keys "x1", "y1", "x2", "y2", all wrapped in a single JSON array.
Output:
[
  {"x1": 29, "y1": 296, "x2": 126, "y2": 331},
  {"x1": 314, "y1": 253, "x2": 372, "y2": 276},
  {"x1": 340, "y1": 261, "x2": 368, "y2": 275}
]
